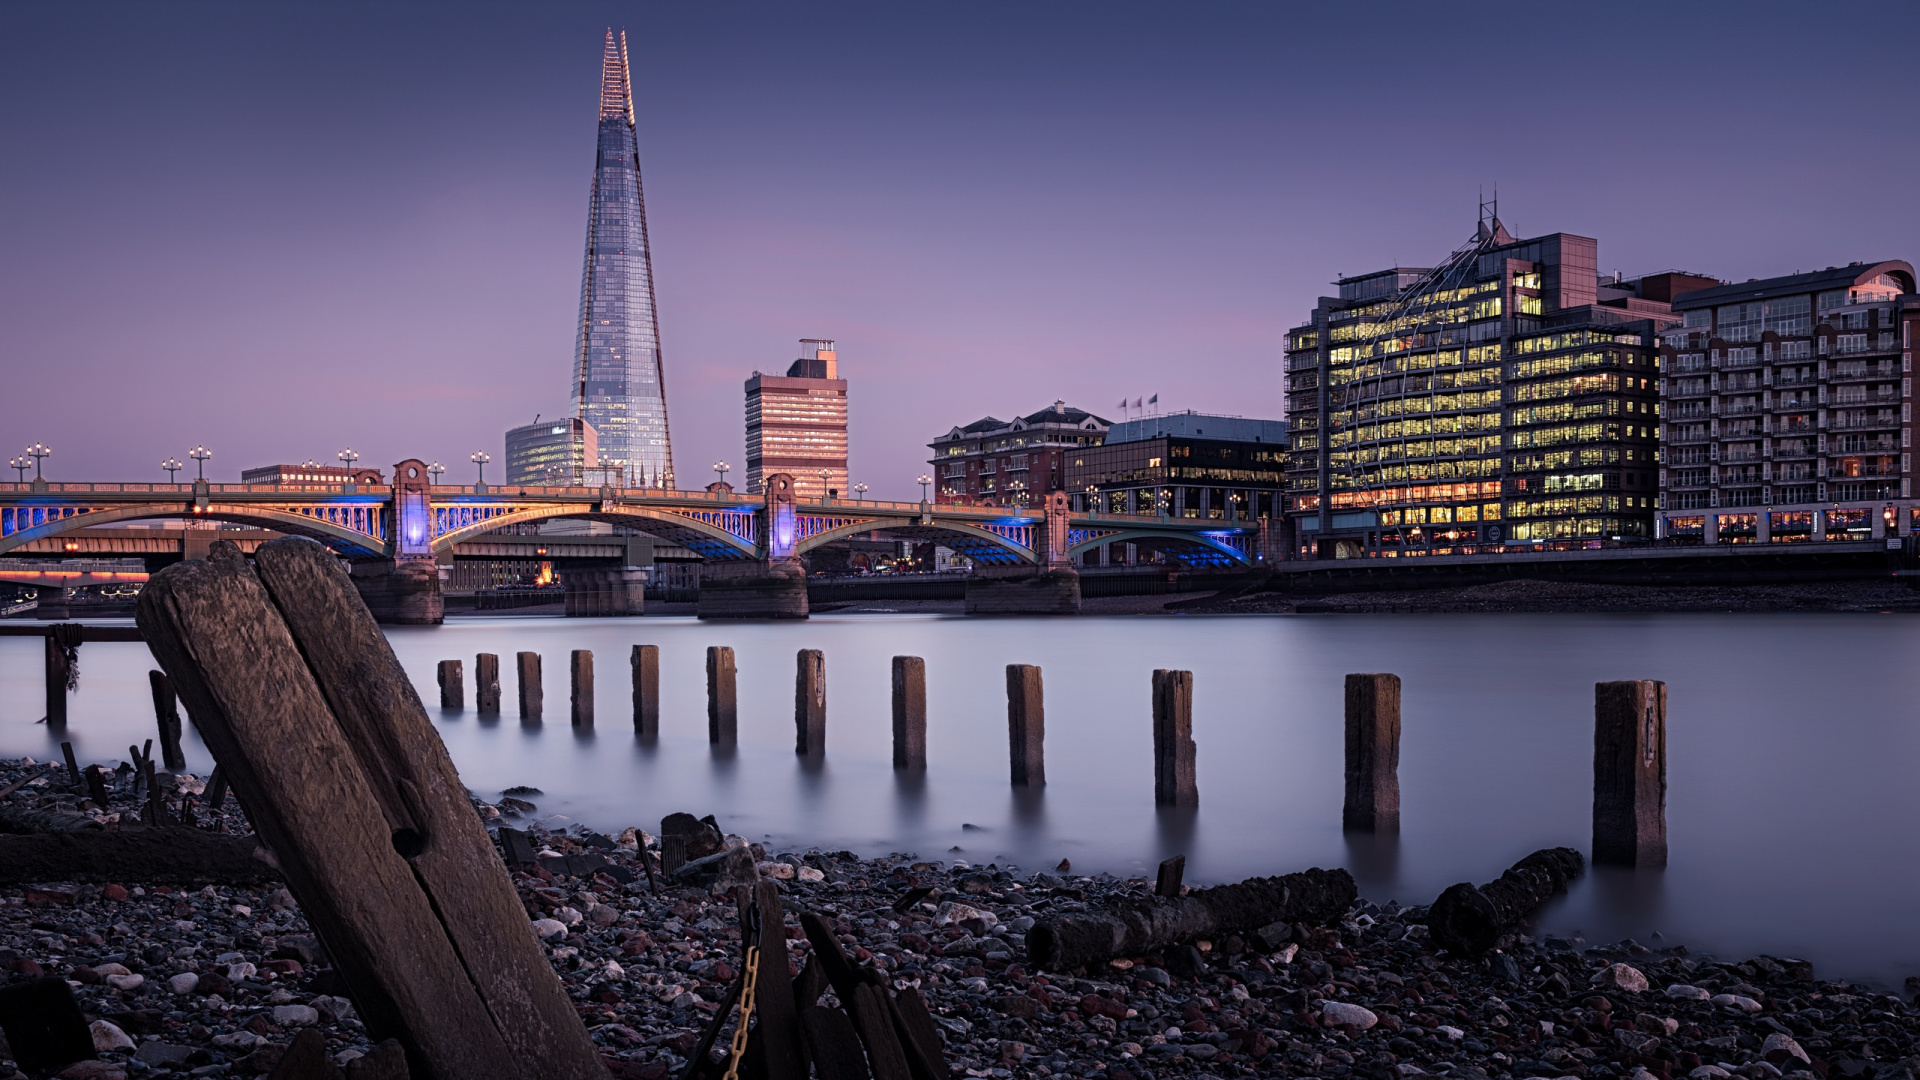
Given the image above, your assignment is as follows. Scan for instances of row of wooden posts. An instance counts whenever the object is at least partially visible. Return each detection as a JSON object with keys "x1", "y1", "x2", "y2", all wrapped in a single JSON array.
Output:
[{"x1": 431, "y1": 655, "x2": 1666, "y2": 868}]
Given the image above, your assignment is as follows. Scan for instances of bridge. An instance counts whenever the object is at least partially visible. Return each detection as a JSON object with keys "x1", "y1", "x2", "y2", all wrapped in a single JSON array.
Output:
[{"x1": 0, "y1": 461, "x2": 1271, "y2": 621}]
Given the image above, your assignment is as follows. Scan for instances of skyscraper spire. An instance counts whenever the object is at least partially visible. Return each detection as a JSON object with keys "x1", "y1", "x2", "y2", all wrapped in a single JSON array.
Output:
[{"x1": 573, "y1": 28, "x2": 674, "y2": 487}]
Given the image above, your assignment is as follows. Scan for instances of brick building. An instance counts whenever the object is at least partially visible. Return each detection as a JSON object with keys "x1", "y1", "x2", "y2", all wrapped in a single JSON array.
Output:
[{"x1": 928, "y1": 401, "x2": 1109, "y2": 508}]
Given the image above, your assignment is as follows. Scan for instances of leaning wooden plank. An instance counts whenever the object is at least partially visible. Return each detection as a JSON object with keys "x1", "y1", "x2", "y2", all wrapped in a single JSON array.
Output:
[
  {"x1": 800, "y1": 1005, "x2": 872, "y2": 1080},
  {"x1": 733, "y1": 881, "x2": 804, "y2": 1080},
  {"x1": 0, "y1": 827, "x2": 278, "y2": 884},
  {"x1": 248, "y1": 537, "x2": 608, "y2": 1079},
  {"x1": 135, "y1": 542, "x2": 596, "y2": 1080}
]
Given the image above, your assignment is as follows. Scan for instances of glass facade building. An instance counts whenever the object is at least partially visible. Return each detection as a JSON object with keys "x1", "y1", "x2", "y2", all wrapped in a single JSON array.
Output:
[
  {"x1": 1065, "y1": 412, "x2": 1288, "y2": 521},
  {"x1": 505, "y1": 417, "x2": 598, "y2": 487},
  {"x1": 572, "y1": 29, "x2": 674, "y2": 488}
]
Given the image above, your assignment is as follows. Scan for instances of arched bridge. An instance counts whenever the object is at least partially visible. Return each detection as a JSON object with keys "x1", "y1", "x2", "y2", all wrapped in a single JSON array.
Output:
[{"x1": 0, "y1": 463, "x2": 1265, "y2": 568}]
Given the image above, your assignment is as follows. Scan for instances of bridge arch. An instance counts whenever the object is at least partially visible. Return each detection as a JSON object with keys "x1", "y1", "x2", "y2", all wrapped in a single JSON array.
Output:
[
  {"x1": 793, "y1": 517, "x2": 1038, "y2": 563},
  {"x1": 1066, "y1": 528, "x2": 1253, "y2": 567},
  {"x1": 0, "y1": 503, "x2": 387, "y2": 557},
  {"x1": 428, "y1": 504, "x2": 759, "y2": 560}
]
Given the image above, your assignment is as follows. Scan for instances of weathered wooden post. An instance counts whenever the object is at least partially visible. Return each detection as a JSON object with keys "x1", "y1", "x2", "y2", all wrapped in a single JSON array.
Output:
[
  {"x1": 474, "y1": 653, "x2": 500, "y2": 716},
  {"x1": 1152, "y1": 669, "x2": 1198, "y2": 807},
  {"x1": 892, "y1": 656, "x2": 926, "y2": 770},
  {"x1": 631, "y1": 644, "x2": 659, "y2": 738},
  {"x1": 134, "y1": 537, "x2": 606, "y2": 1078},
  {"x1": 570, "y1": 650, "x2": 593, "y2": 728},
  {"x1": 436, "y1": 660, "x2": 464, "y2": 711},
  {"x1": 1343, "y1": 673, "x2": 1401, "y2": 832},
  {"x1": 149, "y1": 670, "x2": 187, "y2": 770},
  {"x1": 795, "y1": 649, "x2": 825, "y2": 755},
  {"x1": 1155, "y1": 855, "x2": 1185, "y2": 898},
  {"x1": 516, "y1": 651, "x2": 542, "y2": 721},
  {"x1": 43, "y1": 630, "x2": 70, "y2": 729},
  {"x1": 1593, "y1": 679, "x2": 1666, "y2": 867},
  {"x1": 707, "y1": 646, "x2": 737, "y2": 745},
  {"x1": 1006, "y1": 664, "x2": 1045, "y2": 786}
]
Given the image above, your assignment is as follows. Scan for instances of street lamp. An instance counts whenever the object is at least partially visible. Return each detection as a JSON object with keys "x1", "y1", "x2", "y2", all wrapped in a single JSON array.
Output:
[
  {"x1": 337, "y1": 447, "x2": 359, "y2": 472},
  {"x1": 853, "y1": 482, "x2": 868, "y2": 501},
  {"x1": 713, "y1": 461, "x2": 729, "y2": 486},
  {"x1": 26, "y1": 443, "x2": 51, "y2": 480},
  {"x1": 818, "y1": 469, "x2": 831, "y2": 499},
  {"x1": 161, "y1": 457, "x2": 183, "y2": 482},
  {"x1": 470, "y1": 451, "x2": 490, "y2": 488},
  {"x1": 188, "y1": 445, "x2": 212, "y2": 481},
  {"x1": 428, "y1": 461, "x2": 445, "y2": 486},
  {"x1": 917, "y1": 473, "x2": 933, "y2": 501},
  {"x1": 8, "y1": 456, "x2": 27, "y2": 482}
]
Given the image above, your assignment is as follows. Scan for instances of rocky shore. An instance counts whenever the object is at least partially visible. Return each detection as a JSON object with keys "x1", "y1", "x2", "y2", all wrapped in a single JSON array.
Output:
[{"x1": 4, "y1": 755, "x2": 1919, "y2": 1080}]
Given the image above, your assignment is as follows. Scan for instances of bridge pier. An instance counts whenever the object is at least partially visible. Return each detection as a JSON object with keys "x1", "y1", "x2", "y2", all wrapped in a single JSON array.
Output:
[
  {"x1": 963, "y1": 564, "x2": 1082, "y2": 615},
  {"x1": 349, "y1": 560, "x2": 443, "y2": 625},
  {"x1": 697, "y1": 559, "x2": 808, "y2": 619},
  {"x1": 559, "y1": 567, "x2": 646, "y2": 617}
]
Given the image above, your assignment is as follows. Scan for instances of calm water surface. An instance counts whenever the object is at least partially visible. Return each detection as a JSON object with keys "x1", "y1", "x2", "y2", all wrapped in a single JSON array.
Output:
[{"x1": 3, "y1": 612, "x2": 1917, "y2": 987}]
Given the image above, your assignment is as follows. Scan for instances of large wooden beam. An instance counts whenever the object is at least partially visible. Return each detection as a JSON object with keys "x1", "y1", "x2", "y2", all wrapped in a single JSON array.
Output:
[{"x1": 136, "y1": 539, "x2": 606, "y2": 1080}]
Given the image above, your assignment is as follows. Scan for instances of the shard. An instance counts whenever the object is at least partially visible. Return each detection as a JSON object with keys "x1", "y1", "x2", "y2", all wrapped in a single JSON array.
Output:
[{"x1": 572, "y1": 29, "x2": 675, "y2": 488}]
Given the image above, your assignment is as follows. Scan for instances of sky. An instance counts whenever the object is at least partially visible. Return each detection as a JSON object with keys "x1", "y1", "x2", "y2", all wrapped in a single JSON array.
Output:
[{"x1": 3, "y1": 2, "x2": 1918, "y2": 498}]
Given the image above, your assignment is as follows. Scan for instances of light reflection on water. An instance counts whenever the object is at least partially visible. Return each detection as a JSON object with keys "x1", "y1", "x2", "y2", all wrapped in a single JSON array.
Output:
[{"x1": 2, "y1": 611, "x2": 1917, "y2": 987}]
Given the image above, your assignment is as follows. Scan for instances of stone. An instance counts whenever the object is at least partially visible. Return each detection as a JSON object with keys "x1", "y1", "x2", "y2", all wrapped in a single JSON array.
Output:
[
  {"x1": 668, "y1": 845, "x2": 757, "y2": 890},
  {"x1": 1762, "y1": 1034, "x2": 1811, "y2": 1065},
  {"x1": 1666, "y1": 984, "x2": 1711, "y2": 1000},
  {"x1": 101, "y1": 884, "x2": 129, "y2": 901},
  {"x1": 1252, "y1": 920, "x2": 1293, "y2": 951},
  {"x1": 995, "y1": 995, "x2": 1040, "y2": 1018},
  {"x1": 167, "y1": 972, "x2": 199, "y2": 995},
  {"x1": 1164, "y1": 945, "x2": 1205, "y2": 980},
  {"x1": 757, "y1": 861, "x2": 795, "y2": 880},
  {"x1": 272, "y1": 1004, "x2": 321, "y2": 1027},
  {"x1": 1592, "y1": 963, "x2": 1649, "y2": 992},
  {"x1": 134, "y1": 1041, "x2": 194, "y2": 1066},
  {"x1": 89, "y1": 1019, "x2": 135, "y2": 1052},
  {"x1": 935, "y1": 901, "x2": 998, "y2": 934},
  {"x1": 103, "y1": 973, "x2": 144, "y2": 992},
  {"x1": 1323, "y1": 1001, "x2": 1379, "y2": 1029},
  {"x1": 58, "y1": 1064, "x2": 127, "y2": 1080},
  {"x1": 532, "y1": 918, "x2": 569, "y2": 939},
  {"x1": 1712, "y1": 993, "x2": 1763, "y2": 1013}
]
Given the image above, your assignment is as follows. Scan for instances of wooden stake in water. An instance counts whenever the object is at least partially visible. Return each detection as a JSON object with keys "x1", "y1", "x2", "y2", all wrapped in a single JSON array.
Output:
[
  {"x1": 1593, "y1": 679, "x2": 1666, "y2": 867},
  {"x1": 475, "y1": 653, "x2": 500, "y2": 716},
  {"x1": 707, "y1": 646, "x2": 737, "y2": 745},
  {"x1": 631, "y1": 644, "x2": 659, "y2": 738},
  {"x1": 150, "y1": 671, "x2": 187, "y2": 771},
  {"x1": 1006, "y1": 664, "x2": 1045, "y2": 786},
  {"x1": 436, "y1": 660, "x2": 464, "y2": 711},
  {"x1": 892, "y1": 656, "x2": 926, "y2": 770},
  {"x1": 795, "y1": 649, "x2": 825, "y2": 755},
  {"x1": 1152, "y1": 669, "x2": 1198, "y2": 807},
  {"x1": 570, "y1": 650, "x2": 593, "y2": 729},
  {"x1": 1343, "y1": 673, "x2": 1400, "y2": 833},
  {"x1": 517, "y1": 652, "x2": 542, "y2": 721}
]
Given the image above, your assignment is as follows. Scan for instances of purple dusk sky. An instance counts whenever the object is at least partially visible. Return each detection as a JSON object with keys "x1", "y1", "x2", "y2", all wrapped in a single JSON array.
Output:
[{"x1": 3, "y1": 3, "x2": 1917, "y2": 497}]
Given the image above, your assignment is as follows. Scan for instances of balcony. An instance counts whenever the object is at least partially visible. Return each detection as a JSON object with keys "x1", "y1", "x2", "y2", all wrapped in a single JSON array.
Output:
[
  {"x1": 1667, "y1": 402, "x2": 1710, "y2": 420},
  {"x1": 1723, "y1": 402, "x2": 1763, "y2": 416},
  {"x1": 1827, "y1": 360, "x2": 1899, "y2": 381},
  {"x1": 1669, "y1": 355, "x2": 1709, "y2": 374},
  {"x1": 1830, "y1": 335, "x2": 1899, "y2": 356},
  {"x1": 1829, "y1": 412, "x2": 1900, "y2": 432},
  {"x1": 1774, "y1": 372, "x2": 1818, "y2": 388},
  {"x1": 1722, "y1": 450, "x2": 1761, "y2": 462}
]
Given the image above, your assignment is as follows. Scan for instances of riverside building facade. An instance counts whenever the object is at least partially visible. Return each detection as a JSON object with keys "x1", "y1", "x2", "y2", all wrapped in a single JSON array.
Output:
[
  {"x1": 1283, "y1": 218, "x2": 1689, "y2": 558},
  {"x1": 928, "y1": 402, "x2": 1109, "y2": 509},
  {"x1": 1655, "y1": 262, "x2": 1920, "y2": 544},
  {"x1": 745, "y1": 339, "x2": 848, "y2": 499},
  {"x1": 505, "y1": 417, "x2": 598, "y2": 486},
  {"x1": 1064, "y1": 411, "x2": 1288, "y2": 521}
]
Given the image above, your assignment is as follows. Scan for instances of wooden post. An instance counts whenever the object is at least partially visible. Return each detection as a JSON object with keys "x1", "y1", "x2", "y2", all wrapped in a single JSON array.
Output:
[
  {"x1": 44, "y1": 632, "x2": 68, "y2": 729},
  {"x1": 1006, "y1": 664, "x2": 1044, "y2": 786},
  {"x1": 1593, "y1": 679, "x2": 1667, "y2": 867},
  {"x1": 436, "y1": 660, "x2": 463, "y2": 711},
  {"x1": 1343, "y1": 673, "x2": 1401, "y2": 833},
  {"x1": 631, "y1": 644, "x2": 659, "y2": 738},
  {"x1": 149, "y1": 671, "x2": 187, "y2": 771},
  {"x1": 795, "y1": 649, "x2": 825, "y2": 755},
  {"x1": 60, "y1": 741, "x2": 80, "y2": 786},
  {"x1": 134, "y1": 537, "x2": 605, "y2": 1078},
  {"x1": 1152, "y1": 669, "x2": 1198, "y2": 807},
  {"x1": 570, "y1": 650, "x2": 593, "y2": 728},
  {"x1": 516, "y1": 651, "x2": 542, "y2": 721},
  {"x1": 1155, "y1": 855, "x2": 1185, "y2": 898},
  {"x1": 707, "y1": 646, "x2": 737, "y2": 745},
  {"x1": 891, "y1": 656, "x2": 926, "y2": 770},
  {"x1": 474, "y1": 653, "x2": 500, "y2": 716}
]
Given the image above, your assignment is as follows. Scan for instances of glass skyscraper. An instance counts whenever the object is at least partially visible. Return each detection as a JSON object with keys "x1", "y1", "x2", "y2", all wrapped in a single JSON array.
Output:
[{"x1": 573, "y1": 29, "x2": 675, "y2": 488}]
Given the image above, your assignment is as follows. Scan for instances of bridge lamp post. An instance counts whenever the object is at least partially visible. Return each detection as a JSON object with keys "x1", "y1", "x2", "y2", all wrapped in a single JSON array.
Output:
[
  {"x1": 337, "y1": 447, "x2": 359, "y2": 471},
  {"x1": 161, "y1": 457, "x2": 183, "y2": 483},
  {"x1": 188, "y1": 445, "x2": 213, "y2": 481},
  {"x1": 917, "y1": 474, "x2": 932, "y2": 502},
  {"x1": 9, "y1": 456, "x2": 29, "y2": 482},
  {"x1": 818, "y1": 469, "x2": 832, "y2": 501},
  {"x1": 470, "y1": 451, "x2": 490, "y2": 491},
  {"x1": 427, "y1": 461, "x2": 445, "y2": 486},
  {"x1": 713, "y1": 461, "x2": 729, "y2": 487},
  {"x1": 26, "y1": 443, "x2": 51, "y2": 480},
  {"x1": 853, "y1": 482, "x2": 868, "y2": 501}
]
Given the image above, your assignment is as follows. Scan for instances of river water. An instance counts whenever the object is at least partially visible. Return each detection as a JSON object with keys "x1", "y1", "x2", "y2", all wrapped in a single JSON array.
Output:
[{"x1": 3, "y1": 611, "x2": 1917, "y2": 988}]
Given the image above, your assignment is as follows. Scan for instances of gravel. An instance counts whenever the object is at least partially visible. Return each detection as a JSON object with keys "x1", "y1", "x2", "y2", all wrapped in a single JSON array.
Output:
[{"x1": 7, "y1": 754, "x2": 1920, "y2": 1080}]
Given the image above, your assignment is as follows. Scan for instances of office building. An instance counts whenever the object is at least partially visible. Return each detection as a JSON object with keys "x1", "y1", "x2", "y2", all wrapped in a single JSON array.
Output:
[
  {"x1": 506, "y1": 417, "x2": 598, "y2": 486},
  {"x1": 240, "y1": 463, "x2": 384, "y2": 486},
  {"x1": 928, "y1": 401, "x2": 1109, "y2": 508},
  {"x1": 1656, "y1": 261, "x2": 1919, "y2": 543},
  {"x1": 1283, "y1": 216, "x2": 1685, "y2": 558},
  {"x1": 571, "y1": 29, "x2": 675, "y2": 488},
  {"x1": 1066, "y1": 410, "x2": 1287, "y2": 520},
  {"x1": 746, "y1": 339, "x2": 849, "y2": 499}
]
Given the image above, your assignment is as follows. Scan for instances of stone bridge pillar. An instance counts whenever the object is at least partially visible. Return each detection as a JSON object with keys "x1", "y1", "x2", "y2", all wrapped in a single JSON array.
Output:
[
  {"x1": 964, "y1": 490, "x2": 1081, "y2": 615},
  {"x1": 697, "y1": 472, "x2": 809, "y2": 619},
  {"x1": 349, "y1": 459, "x2": 444, "y2": 625}
]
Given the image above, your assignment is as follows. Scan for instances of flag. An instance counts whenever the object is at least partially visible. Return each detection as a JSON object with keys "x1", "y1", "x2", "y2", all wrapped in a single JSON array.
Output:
[
  {"x1": 1148, "y1": 394, "x2": 1158, "y2": 405},
  {"x1": 1132, "y1": 397, "x2": 1143, "y2": 409},
  {"x1": 1118, "y1": 399, "x2": 1127, "y2": 409}
]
